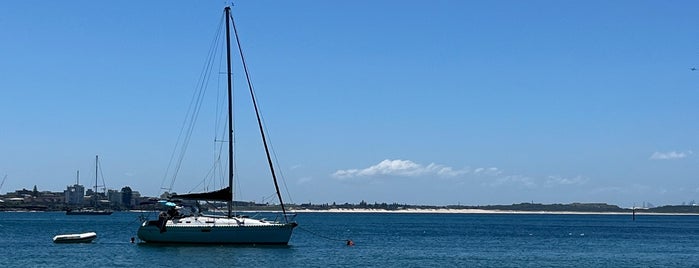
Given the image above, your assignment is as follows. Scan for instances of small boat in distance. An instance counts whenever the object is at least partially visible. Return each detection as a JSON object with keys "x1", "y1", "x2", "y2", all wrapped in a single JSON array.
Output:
[
  {"x1": 65, "y1": 208, "x2": 113, "y2": 215},
  {"x1": 66, "y1": 156, "x2": 113, "y2": 215},
  {"x1": 53, "y1": 232, "x2": 97, "y2": 243}
]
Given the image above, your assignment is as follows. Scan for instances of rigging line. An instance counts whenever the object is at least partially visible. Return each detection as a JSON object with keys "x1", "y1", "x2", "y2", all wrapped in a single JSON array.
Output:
[
  {"x1": 230, "y1": 11, "x2": 289, "y2": 222},
  {"x1": 260, "y1": 192, "x2": 277, "y2": 203},
  {"x1": 216, "y1": 60, "x2": 231, "y2": 193},
  {"x1": 214, "y1": 29, "x2": 224, "y2": 146},
  {"x1": 215, "y1": 60, "x2": 227, "y2": 192},
  {"x1": 211, "y1": 57, "x2": 229, "y2": 194},
  {"x1": 254, "y1": 115, "x2": 295, "y2": 204},
  {"x1": 214, "y1": 23, "x2": 230, "y2": 193},
  {"x1": 212, "y1": 138, "x2": 226, "y2": 192},
  {"x1": 0, "y1": 174, "x2": 6, "y2": 192},
  {"x1": 98, "y1": 157, "x2": 107, "y2": 193},
  {"x1": 222, "y1": 14, "x2": 292, "y2": 205},
  {"x1": 161, "y1": 14, "x2": 226, "y2": 193},
  {"x1": 216, "y1": 16, "x2": 231, "y2": 178},
  {"x1": 259, "y1": 114, "x2": 294, "y2": 204},
  {"x1": 170, "y1": 34, "x2": 220, "y2": 190},
  {"x1": 120, "y1": 213, "x2": 150, "y2": 231},
  {"x1": 297, "y1": 225, "x2": 351, "y2": 242},
  {"x1": 214, "y1": 68, "x2": 230, "y2": 193},
  {"x1": 185, "y1": 160, "x2": 219, "y2": 194},
  {"x1": 233, "y1": 150, "x2": 242, "y2": 206},
  {"x1": 168, "y1": 14, "x2": 226, "y2": 192}
]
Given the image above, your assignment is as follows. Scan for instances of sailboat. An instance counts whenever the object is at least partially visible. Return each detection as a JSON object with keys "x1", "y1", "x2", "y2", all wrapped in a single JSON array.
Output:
[
  {"x1": 66, "y1": 155, "x2": 113, "y2": 215},
  {"x1": 137, "y1": 6, "x2": 297, "y2": 244}
]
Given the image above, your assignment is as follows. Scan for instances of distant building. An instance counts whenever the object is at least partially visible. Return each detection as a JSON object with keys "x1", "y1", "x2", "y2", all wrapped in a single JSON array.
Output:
[
  {"x1": 131, "y1": 191, "x2": 141, "y2": 204},
  {"x1": 107, "y1": 189, "x2": 121, "y2": 205},
  {"x1": 100, "y1": 187, "x2": 141, "y2": 207},
  {"x1": 13, "y1": 188, "x2": 34, "y2": 197},
  {"x1": 64, "y1": 184, "x2": 85, "y2": 205}
]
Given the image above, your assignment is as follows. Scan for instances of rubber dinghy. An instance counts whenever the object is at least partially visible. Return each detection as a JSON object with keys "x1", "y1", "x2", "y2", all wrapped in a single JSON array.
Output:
[{"x1": 53, "y1": 232, "x2": 97, "y2": 243}]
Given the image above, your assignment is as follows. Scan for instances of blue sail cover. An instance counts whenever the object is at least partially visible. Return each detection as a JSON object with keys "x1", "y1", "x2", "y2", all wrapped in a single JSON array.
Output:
[{"x1": 157, "y1": 200, "x2": 177, "y2": 207}]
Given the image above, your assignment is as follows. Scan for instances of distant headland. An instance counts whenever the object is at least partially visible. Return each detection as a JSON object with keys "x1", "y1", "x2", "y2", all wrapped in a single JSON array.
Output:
[
  {"x1": 1, "y1": 184, "x2": 699, "y2": 214},
  {"x1": 285, "y1": 201, "x2": 699, "y2": 215}
]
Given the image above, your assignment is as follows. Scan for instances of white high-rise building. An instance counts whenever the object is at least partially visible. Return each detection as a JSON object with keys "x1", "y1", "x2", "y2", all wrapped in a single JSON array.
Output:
[{"x1": 64, "y1": 184, "x2": 85, "y2": 204}]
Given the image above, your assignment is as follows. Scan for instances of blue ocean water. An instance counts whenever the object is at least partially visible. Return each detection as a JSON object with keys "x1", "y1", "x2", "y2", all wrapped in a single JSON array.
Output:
[{"x1": 1, "y1": 212, "x2": 699, "y2": 267}]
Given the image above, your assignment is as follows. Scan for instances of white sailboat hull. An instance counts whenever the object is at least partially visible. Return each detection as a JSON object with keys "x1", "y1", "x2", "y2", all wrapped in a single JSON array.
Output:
[
  {"x1": 137, "y1": 6, "x2": 299, "y2": 246},
  {"x1": 137, "y1": 215, "x2": 296, "y2": 244}
]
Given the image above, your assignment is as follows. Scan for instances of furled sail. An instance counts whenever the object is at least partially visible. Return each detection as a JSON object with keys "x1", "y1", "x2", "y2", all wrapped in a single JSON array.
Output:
[{"x1": 171, "y1": 186, "x2": 231, "y2": 201}]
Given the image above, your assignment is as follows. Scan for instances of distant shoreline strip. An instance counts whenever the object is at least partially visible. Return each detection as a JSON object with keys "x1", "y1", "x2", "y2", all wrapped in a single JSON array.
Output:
[{"x1": 289, "y1": 208, "x2": 699, "y2": 216}]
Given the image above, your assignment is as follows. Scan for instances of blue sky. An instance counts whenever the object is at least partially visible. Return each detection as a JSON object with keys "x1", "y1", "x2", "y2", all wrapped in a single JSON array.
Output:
[{"x1": 0, "y1": 1, "x2": 697, "y2": 207}]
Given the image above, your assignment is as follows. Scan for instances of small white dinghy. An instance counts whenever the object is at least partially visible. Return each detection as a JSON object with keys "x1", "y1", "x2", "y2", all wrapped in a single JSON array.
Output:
[{"x1": 53, "y1": 232, "x2": 97, "y2": 243}]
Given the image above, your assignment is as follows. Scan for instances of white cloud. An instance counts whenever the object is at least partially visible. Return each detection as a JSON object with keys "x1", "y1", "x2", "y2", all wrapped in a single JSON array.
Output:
[
  {"x1": 474, "y1": 167, "x2": 502, "y2": 176},
  {"x1": 486, "y1": 175, "x2": 536, "y2": 188},
  {"x1": 545, "y1": 175, "x2": 588, "y2": 186},
  {"x1": 650, "y1": 151, "x2": 693, "y2": 160},
  {"x1": 333, "y1": 159, "x2": 589, "y2": 191},
  {"x1": 332, "y1": 159, "x2": 468, "y2": 179}
]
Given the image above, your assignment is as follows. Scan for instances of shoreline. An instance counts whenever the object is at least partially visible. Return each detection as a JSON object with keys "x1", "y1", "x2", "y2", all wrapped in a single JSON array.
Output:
[
  {"x1": 288, "y1": 208, "x2": 699, "y2": 216},
  {"x1": 3, "y1": 208, "x2": 699, "y2": 216}
]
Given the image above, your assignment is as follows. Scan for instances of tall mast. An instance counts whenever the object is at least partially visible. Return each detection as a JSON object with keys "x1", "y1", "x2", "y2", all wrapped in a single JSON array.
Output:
[
  {"x1": 224, "y1": 6, "x2": 234, "y2": 218},
  {"x1": 95, "y1": 155, "x2": 98, "y2": 194}
]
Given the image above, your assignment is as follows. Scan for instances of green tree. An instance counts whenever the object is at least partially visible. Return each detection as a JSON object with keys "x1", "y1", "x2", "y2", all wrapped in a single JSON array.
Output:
[{"x1": 121, "y1": 186, "x2": 133, "y2": 208}]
